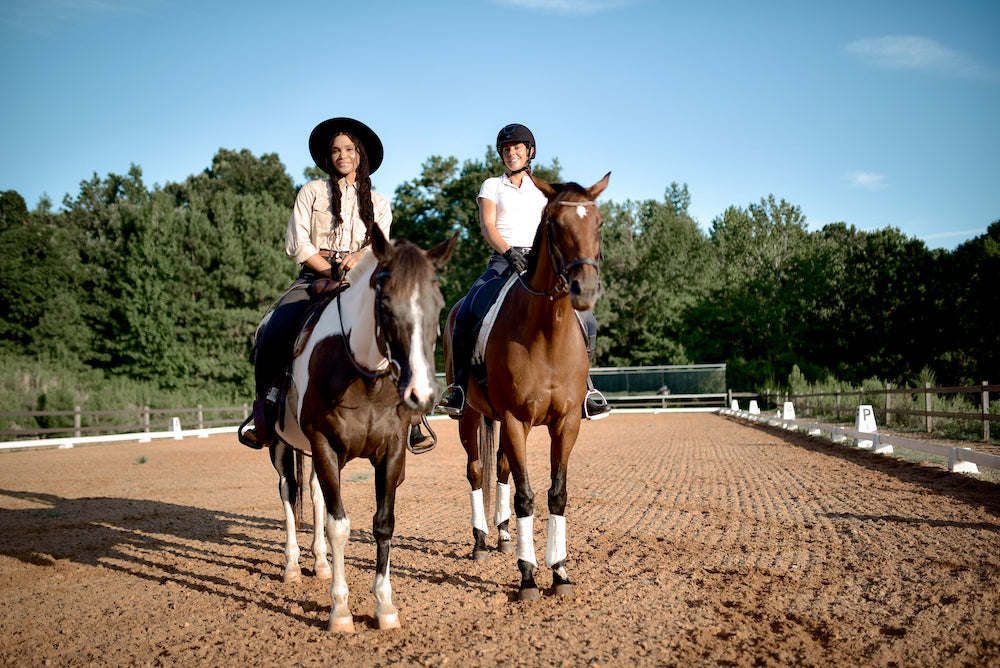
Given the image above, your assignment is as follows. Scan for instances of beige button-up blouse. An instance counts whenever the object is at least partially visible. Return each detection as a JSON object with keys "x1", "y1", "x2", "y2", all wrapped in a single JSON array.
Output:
[{"x1": 285, "y1": 177, "x2": 393, "y2": 265}]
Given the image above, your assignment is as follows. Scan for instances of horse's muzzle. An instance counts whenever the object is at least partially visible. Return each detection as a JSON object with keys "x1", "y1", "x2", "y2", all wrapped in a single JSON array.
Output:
[
  {"x1": 568, "y1": 268, "x2": 601, "y2": 311},
  {"x1": 399, "y1": 371, "x2": 439, "y2": 413}
]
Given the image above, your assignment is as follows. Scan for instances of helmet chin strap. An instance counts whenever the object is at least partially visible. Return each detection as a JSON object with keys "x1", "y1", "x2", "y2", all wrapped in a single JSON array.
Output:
[{"x1": 508, "y1": 162, "x2": 531, "y2": 176}]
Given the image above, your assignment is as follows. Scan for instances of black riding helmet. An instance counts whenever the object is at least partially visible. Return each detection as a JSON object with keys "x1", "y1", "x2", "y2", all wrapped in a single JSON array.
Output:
[{"x1": 496, "y1": 123, "x2": 536, "y2": 161}]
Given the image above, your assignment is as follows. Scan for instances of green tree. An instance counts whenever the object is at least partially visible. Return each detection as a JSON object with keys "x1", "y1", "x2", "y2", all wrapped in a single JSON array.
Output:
[
  {"x1": 0, "y1": 191, "x2": 92, "y2": 360},
  {"x1": 599, "y1": 183, "x2": 715, "y2": 366}
]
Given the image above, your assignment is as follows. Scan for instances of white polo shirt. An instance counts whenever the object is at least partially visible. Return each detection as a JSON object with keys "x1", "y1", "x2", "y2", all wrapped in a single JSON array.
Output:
[{"x1": 477, "y1": 173, "x2": 548, "y2": 248}]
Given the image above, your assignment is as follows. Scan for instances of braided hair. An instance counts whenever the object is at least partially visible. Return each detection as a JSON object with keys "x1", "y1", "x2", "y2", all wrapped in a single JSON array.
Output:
[{"x1": 327, "y1": 132, "x2": 376, "y2": 249}]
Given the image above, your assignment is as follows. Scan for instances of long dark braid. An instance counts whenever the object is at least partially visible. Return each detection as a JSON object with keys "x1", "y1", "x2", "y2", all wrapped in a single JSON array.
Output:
[{"x1": 328, "y1": 132, "x2": 376, "y2": 248}]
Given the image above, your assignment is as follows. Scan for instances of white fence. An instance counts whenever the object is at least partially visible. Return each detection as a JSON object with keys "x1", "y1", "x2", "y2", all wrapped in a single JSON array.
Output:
[{"x1": 721, "y1": 403, "x2": 1000, "y2": 475}]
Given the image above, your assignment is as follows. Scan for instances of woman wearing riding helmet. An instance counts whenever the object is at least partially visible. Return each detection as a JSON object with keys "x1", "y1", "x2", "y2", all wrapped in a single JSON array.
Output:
[
  {"x1": 437, "y1": 123, "x2": 610, "y2": 420},
  {"x1": 242, "y1": 117, "x2": 436, "y2": 453}
]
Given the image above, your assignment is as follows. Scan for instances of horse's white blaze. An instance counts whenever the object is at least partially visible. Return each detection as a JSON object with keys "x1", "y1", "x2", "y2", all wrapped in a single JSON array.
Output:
[
  {"x1": 470, "y1": 488, "x2": 488, "y2": 533},
  {"x1": 516, "y1": 515, "x2": 536, "y2": 566},
  {"x1": 404, "y1": 290, "x2": 434, "y2": 404},
  {"x1": 576, "y1": 205, "x2": 587, "y2": 218},
  {"x1": 545, "y1": 514, "x2": 567, "y2": 566},
  {"x1": 494, "y1": 482, "x2": 511, "y2": 526}
]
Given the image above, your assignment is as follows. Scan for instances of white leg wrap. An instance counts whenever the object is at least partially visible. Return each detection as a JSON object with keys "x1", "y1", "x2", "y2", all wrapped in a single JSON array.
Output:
[
  {"x1": 545, "y1": 514, "x2": 567, "y2": 567},
  {"x1": 516, "y1": 515, "x2": 536, "y2": 567},
  {"x1": 494, "y1": 482, "x2": 511, "y2": 526},
  {"x1": 470, "y1": 488, "x2": 488, "y2": 533}
]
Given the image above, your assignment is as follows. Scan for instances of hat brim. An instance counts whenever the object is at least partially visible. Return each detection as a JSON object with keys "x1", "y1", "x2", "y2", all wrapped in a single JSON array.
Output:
[{"x1": 309, "y1": 117, "x2": 383, "y2": 176}]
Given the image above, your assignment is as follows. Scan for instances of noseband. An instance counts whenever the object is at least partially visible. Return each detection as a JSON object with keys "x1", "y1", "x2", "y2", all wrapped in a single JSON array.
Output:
[{"x1": 519, "y1": 199, "x2": 601, "y2": 299}]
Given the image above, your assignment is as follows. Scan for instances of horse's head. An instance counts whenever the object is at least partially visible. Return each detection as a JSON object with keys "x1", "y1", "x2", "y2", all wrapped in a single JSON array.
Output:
[
  {"x1": 529, "y1": 172, "x2": 611, "y2": 311},
  {"x1": 370, "y1": 225, "x2": 459, "y2": 412}
]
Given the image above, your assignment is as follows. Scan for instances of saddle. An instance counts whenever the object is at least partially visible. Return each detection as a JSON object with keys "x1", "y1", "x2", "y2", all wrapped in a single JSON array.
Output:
[{"x1": 292, "y1": 277, "x2": 350, "y2": 357}]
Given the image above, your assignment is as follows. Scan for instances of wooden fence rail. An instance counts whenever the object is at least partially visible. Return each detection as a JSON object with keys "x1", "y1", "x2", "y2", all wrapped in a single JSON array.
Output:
[
  {"x1": 766, "y1": 382, "x2": 997, "y2": 443},
  {"x1": 0, "y1": 405, "x2": 250, "y2": 440}
]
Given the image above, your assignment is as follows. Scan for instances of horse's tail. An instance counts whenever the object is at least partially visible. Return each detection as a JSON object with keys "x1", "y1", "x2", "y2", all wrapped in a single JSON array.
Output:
[{"x1": 478, "y1": 416, "x2": 496, "y2": 523}]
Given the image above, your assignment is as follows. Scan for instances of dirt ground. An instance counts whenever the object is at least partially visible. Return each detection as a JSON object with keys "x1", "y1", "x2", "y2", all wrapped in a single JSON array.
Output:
[{"x1": 1, "y1": 412, "x2": 999, "y2": 667}]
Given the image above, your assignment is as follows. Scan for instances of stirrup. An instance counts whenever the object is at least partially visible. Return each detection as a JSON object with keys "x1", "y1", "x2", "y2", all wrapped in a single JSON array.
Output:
[
  {"x1": 584, "y1": 389, "x2": 611, "y2": 421},
  {"x1": 436, "y1": 384, "x2": 466, "y2": 416},
  {"x1": 408, "y1": 415, "x2": 437, "y2": 455},
  {"x1": 238, "y1": 414, "x2": 265, "y2": 449}
]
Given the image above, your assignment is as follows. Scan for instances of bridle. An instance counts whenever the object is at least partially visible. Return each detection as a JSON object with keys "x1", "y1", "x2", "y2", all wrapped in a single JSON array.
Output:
[
  {"x1": 335, "y1": 268, "x2": 401, "y2": 382},
  {"x1": 518, "y1": 199, "x2": 601, "y2": 299}
]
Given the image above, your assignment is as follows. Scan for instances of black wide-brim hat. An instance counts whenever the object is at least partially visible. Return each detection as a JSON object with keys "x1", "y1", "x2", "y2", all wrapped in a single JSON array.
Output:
[{"x1": 309, "y1": 117, "x2": 383, "y2": 176}]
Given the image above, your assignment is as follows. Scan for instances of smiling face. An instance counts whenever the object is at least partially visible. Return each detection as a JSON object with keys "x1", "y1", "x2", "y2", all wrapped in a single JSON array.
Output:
[
  {"x1": 330, "y1": 133, "x2": 361, "y2": 181},
  {"x1": 500, "y1": 141, "x2": 530, "y2": 174}
]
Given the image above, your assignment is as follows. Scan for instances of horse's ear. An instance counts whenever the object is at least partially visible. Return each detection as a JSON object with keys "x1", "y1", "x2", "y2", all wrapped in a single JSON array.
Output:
[
  {"x1": 531, "y1": 174, "x2": 557, "y2": 198},
  {"x1": 587, "y1": 172, "x2": 611, "y2": 200},
  {"x1": 371, "y1": 224, "x2": 394, "y2": 262},
  {"x1": 427, "y1": 233, "x2": 459, "y2": 270}
]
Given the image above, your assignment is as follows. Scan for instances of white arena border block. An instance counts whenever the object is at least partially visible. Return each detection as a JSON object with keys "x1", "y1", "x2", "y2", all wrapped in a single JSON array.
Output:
[{"x1": 719, "y1": 408, "x2": 993, "y2": 475}]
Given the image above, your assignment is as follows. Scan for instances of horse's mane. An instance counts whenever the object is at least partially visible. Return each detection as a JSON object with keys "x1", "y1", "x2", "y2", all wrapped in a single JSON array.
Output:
[
  {"x1": 369, "y1": 238, "x2": 436, "y2": 294},
  {"x1": 524, "y1": 181, "x2": 590, "y2": 281}
]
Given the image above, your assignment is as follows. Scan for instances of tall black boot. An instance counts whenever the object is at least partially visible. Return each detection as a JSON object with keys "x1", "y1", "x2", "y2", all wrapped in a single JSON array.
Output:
[{"x1": 583, "y1": 333, "x2": 610, "y2": 420}]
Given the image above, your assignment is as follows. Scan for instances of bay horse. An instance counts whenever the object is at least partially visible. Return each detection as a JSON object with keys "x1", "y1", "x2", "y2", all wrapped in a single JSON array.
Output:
[
  {"x1": 263, "y1": 225, "x2": 457, "y2": 631},
  {"x1": 443, "y1": 172, "x2": 610, "y2": 601}
]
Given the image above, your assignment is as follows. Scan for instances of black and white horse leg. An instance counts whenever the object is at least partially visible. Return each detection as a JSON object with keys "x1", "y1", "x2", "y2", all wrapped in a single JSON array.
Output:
[
  {"x1": 308, "y1": 463, "x2": 331, "y2": 580},
  {"x1": 546, "y1": 422, "x2": 578, "y2": 597},
  {"x1": 512, "y1": 475, "x2": 539, "y2": 601},
  {"x1": 501, "y1": 420, "x2": 538, "y2": 600},
  {"x1": 310, "y1": 434, "x2": 354, "y2": 632},
  {"x1": 495, "y1": 445, "x2": 515, "y2": 553},
  {"x1": 547, "y1": 467, "x2": 573, "y2": 596},
  {"x1": 461, "y1": 412, "x2": 490, "y2": 560},
  {"x1": 270, "y1": 442, "x2": 302, "y2": 583},
  {"x1": 371, "y1": 445, "x2": 404, "y2": 630}
]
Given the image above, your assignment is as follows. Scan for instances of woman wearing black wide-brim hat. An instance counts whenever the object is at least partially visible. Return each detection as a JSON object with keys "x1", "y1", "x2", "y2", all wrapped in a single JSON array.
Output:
[{"x1": 242, "y1": 117, "x2": 405, "y2": 449}]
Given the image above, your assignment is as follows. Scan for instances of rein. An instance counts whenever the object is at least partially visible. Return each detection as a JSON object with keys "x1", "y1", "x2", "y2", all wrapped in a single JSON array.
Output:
[
  {"x1": 335, "y1": 268, "x2": 401, "y2": 382},
  {"x1": 518, "y1": 199, "x2": 600, "y2": 299}
]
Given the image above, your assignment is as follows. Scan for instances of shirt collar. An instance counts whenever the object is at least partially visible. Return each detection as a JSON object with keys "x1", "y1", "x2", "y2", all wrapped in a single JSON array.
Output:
[
  {"x1": 500, "y1": 172, "x2": 534, "y2": 190},
  {"x1": 334, "y1": 176, "x2": 358, "y2": 193}
]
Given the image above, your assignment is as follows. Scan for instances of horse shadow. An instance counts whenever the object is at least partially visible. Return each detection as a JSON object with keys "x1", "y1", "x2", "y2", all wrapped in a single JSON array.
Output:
[
  {"x1": 0, "y1": 488, "x2": 511, "y2": 627},
  {"x1": 0, "y1": 488, "x2": 331, "y2": 626}
]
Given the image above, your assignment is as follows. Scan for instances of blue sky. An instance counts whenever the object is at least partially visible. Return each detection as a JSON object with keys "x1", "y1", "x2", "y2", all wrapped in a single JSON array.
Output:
[{"x1": 2, "y1": 0, "x2": 997, "y2": 249}]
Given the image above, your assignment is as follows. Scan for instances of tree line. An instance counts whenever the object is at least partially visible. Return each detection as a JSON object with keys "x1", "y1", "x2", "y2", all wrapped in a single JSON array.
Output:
[{"x1": 0, "y1": 148, "x2": 996, "y2": 405}]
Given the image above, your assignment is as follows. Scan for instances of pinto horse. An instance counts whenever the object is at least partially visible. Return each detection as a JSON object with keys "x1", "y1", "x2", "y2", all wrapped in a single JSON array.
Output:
[
  {"x1": 444, "y1": 173, "x2": 610, "y2": 601},
  {"x1": 263, "y1": 225, "x2": 457, "y2": 631}
]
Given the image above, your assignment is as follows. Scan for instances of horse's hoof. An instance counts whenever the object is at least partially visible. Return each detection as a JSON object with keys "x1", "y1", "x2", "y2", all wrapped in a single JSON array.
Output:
[
  {"x1": 553, "y1": 583, "x2": 575, "y2": 597},
  {"x1": 518, "y1": 586, "x2": 541, "y2": 602},
  {"x1": 314, "y1": 562, "x2": 332, "y2": 580},
  {"x1": 497, "y1": 540, "x2": 516, "y2": 554},
  {"x1": 328, "y1": 615, "x2": 355, "y2": 633},
  {"x1": 283, "y1": 569, "x2": 302, "y2": 584},
  {"x1": 472, "y1": 549, "x2": 490, "y2": 561},
  {"x1": 377, "y1": 612, "x2": 401, "y2": 630}
]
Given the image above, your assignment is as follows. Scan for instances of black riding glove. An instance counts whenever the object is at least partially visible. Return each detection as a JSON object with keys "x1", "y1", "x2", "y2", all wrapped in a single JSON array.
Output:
[{"x1": 503, "y1": 247, "x2": 528, "y2": 274}]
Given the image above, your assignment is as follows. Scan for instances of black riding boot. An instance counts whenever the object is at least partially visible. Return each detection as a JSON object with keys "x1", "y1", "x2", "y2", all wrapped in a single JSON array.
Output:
[
  {"x1": 438, "y1": 324, "x2": 472, "y2": 417},
  {"x1": 583, "y1": 333, "x2": 610, "y2": 420},
  {"x1": 408, "y1": 415, "x2": 437, "y2": 454},
  {"x1": 437, "y1": 360, "x2": 469, "y2": 417}
]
